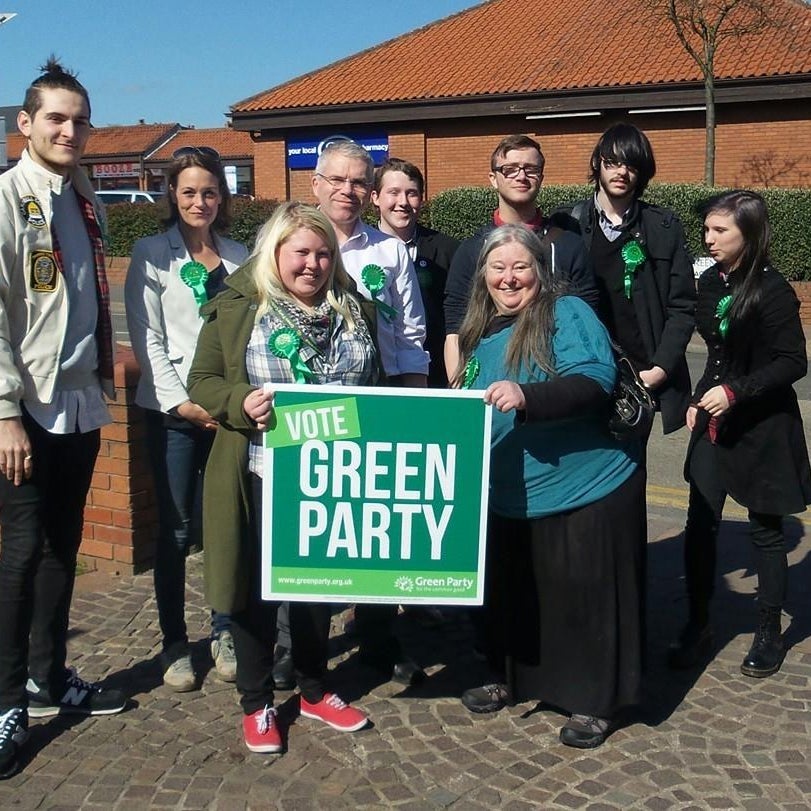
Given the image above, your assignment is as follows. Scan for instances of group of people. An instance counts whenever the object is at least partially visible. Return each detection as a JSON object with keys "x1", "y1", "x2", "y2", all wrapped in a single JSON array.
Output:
[{"x1": 0, "y1": 58, "x2": 808, "y2": 779}]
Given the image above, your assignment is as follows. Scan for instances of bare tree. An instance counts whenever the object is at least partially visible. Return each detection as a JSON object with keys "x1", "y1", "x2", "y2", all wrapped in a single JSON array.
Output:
[
  {"x1": 737, "y1": 151, "x2": 810, "y2": 188},
  {"x1": 644, "y1": 0, "x2": 784, "y2": 185}
]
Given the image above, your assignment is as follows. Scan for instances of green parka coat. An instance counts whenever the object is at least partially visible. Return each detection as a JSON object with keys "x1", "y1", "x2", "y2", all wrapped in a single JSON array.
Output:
[{"x1": 187, "y1": 258, "x2": 382, "y2": 613}]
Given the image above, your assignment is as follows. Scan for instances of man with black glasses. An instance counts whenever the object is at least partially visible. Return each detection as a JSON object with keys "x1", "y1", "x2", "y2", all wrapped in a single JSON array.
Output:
[
  {"x1": 443, "y1": 134, "x2": 597, "y2": 377},
  {"x1": 555, "y1": 123, "x2": 695, "y2": 437}
]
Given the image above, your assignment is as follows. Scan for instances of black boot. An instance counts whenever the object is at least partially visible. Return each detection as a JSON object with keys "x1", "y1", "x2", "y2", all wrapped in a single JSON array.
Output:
[
  {"x1": 740, "y1": 606, "x2": 785, "y2": 678},
  {"x1": 667, "y1": 621, "x2": 714, "y2": 669},
  {"x1": 667, "y1": 598, "x2": 713, "y2": 669}
]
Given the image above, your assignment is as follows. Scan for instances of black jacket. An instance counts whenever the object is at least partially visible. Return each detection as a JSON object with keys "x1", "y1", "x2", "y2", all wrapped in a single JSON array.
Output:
[
  {"x1": 554, "y1": 198, "x2": 696, "y2": 434},
  {"x1": 686, "y1": 265, "x2": 811, "y2": 515},
  {"x1": 414, "y1": 224, "x2": 458, "y2": 387},
  {"x1": 443, "y1": 217, "x2": 599, "y2": 335}
]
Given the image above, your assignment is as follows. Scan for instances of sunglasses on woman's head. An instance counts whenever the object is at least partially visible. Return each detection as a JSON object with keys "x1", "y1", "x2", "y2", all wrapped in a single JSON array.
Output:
[{"x1": 172, "y1": 146, "x2": 221, "y2": 160}]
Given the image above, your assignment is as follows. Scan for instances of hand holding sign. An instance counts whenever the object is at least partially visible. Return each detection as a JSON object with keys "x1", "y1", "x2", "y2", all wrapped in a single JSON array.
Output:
[
  {"x1": 244, "y1": 387, "x2": 275, "y2": 430},
  {"x1": 484, "y1": 380, "x2": 526, "y2": 413}
]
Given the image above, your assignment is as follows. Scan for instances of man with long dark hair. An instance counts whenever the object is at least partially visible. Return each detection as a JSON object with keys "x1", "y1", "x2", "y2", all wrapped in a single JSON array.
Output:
[{"x1": 556, "y1": 123, "x2": 696, "y2": 436}]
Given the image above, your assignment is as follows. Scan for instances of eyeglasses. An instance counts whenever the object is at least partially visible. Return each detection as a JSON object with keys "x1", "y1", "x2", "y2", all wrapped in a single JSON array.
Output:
[
  {"x1": 172, "y1": 146, "x2": 221, "y2": 160},
  {"x1": 601, "y1": 156, "x2": 638, "y2": 173},
  {"x1": 315, "y1": 172, "x2": 371, "y2": 194},
  {"x1": 493, "y1": 164, "x2": 543, "y2": 179}
]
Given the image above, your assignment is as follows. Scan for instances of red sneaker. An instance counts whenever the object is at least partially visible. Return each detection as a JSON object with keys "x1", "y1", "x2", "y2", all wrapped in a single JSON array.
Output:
[
  {"x1": 299, "y1": 693, "x2": 368, "y2": 732},
  {"x1": 242, "y1": 705, "x2": 282, "y2": 753}
]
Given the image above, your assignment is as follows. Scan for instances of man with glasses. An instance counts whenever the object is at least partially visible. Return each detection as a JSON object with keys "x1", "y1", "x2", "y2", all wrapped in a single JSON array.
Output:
[
  {"x1": 313, "y1": 140, "x2": 429, "y2": 387},
  {"x1": 0, "y1": 59, "x2": 126, "y2": 780},
  {"x1": 443, "y1": 134, "x2": 598, "y2": 377},
  {"x1": 555, "y1": 123, "x2": 695, "y2": 437}
]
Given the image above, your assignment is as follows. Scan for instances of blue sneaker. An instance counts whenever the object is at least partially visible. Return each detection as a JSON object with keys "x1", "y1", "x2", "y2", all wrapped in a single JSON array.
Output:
[
  {"x1": 26, "y1": 668, "x2": 126, "y2": 718},
  {"x1": 0, "y1": 707, "x2": 28, "y2": 780}
]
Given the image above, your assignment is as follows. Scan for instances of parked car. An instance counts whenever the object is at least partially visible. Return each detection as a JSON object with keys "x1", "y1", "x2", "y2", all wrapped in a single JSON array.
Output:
[{"x1": 96, "y1": 189, "x2": 165, "y2": 205}]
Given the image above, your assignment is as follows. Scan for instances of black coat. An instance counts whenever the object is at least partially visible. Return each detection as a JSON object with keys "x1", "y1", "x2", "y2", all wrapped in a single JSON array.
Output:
[
  {"x1": 443, "y1": 217, "x2": 599, "y2": 334},
  {"x1": 414, "y1": 224, "x2": 458, "y2": 387},
  {"x1": 686, "y1": 265, "x2": 811, "y2": 515},
  {"x1": 554, "y1": 199, "x2": 696, "y2": 434}
]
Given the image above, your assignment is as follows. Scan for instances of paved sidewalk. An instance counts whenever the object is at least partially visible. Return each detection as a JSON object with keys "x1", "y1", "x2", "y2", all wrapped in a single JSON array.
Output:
[{"x1": 1, "y1": 505, "x2": 810, "y2": 810}]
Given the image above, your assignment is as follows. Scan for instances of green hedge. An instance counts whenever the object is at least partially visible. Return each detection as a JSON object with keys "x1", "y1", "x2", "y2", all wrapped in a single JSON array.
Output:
[
  {"x1": 105, "y1": 197, "x2": 280, "y2": 256},
  {"x1": 106, "y1": 185, "x2": 811, "y2": 280},
  {"x1": 428, "y1": 183, "x2": 811, "y2": 281}
]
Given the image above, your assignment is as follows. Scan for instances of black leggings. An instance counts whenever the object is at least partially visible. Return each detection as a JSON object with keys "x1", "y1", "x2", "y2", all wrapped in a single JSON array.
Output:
[{"x1": 684, "y1": 434, "x2": 786, "y2": 614}]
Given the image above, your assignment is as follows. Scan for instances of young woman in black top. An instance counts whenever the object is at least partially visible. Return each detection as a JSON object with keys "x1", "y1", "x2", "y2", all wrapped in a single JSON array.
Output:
[{"x1": 669, "y1": 190, "x2": 811, "y2": 677}]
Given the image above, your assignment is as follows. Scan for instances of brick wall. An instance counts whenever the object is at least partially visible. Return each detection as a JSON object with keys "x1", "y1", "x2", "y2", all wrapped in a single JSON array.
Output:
[
  {"x1": 79, "y1": 348, "x2": 158, "y2": 574},
  {"x1": 289, "y1": 169, "x2": 315, "y2": 203},
  {"x1": 106, "y1": 256, "x2": 128, "y2": 287},
  {"x1": 253, "y1": 136, "x2": 288, "y2": 201},
  {"x1": 792, "y1": 282, "x2": 811, "y2": 324},
  {"x1": 251, "y1": 99, "x2": 811, "y2": 199}
]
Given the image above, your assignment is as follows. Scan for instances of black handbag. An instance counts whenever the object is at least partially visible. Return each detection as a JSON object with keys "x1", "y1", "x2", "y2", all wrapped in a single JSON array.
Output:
[{"x1": 608, "y1": 347, "x2": 655, "y2": 441}]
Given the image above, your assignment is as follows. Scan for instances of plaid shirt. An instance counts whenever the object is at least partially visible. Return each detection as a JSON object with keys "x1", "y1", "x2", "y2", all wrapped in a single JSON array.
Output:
[
  {"x1": 246, "y1": 302, "x2": 377, "y2": 476},
  {"x1": 51, "y1": 189, "x2": 113, "y2": 382}
]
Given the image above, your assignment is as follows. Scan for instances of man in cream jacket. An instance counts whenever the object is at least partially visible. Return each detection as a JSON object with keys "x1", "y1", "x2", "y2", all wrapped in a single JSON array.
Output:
[{"x1": 0, "y1": 59, "x2": 125, "y2": 781}]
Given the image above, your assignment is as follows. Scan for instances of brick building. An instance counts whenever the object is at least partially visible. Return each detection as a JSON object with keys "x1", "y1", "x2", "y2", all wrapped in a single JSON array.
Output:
[
  {"x1": 229, "y1": 0, "x2": 811, "y2": 201},
  {"x1": 3, "y1": 124, "x2": 255, "y2": 195}
]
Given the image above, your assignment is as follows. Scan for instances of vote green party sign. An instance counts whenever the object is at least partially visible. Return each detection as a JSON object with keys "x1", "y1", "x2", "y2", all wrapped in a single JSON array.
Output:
[{"x1": 260, "y1": 384, "x2": 491, "y2": 605}]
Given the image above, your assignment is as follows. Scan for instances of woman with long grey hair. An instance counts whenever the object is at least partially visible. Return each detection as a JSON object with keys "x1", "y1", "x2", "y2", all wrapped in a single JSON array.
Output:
[{"x1": 455, "y1": 224, "x2": 646, "y2": 749}]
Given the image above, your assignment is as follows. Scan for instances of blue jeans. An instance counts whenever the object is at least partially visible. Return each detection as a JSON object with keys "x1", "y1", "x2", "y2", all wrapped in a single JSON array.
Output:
[{"x1": 145, "y1": 410, "x2": 229, "y2": 652}]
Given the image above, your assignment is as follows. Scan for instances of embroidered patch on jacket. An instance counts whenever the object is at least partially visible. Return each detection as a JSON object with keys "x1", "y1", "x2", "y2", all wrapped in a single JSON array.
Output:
[
  {"x1": 30, "y1": 251, "x2": 58, "y2": 292},
  {"x1": 19, "y1": 195, "x2": 46, "y2": 228}
]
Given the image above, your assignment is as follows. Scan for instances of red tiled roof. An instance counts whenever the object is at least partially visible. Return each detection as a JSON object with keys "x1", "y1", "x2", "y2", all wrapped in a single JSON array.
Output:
[
  {"x1": 232, "y1": 0, "x2": 811, "y2": 113},
  {"x1": 150, "y1": 127, "x2": 254, "y2": 160},
  {"x1": 84, "y1": 124, "x2": 179, "y2": 158}
]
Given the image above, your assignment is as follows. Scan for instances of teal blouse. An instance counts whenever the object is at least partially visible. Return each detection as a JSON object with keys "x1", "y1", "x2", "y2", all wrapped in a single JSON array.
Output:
[{"x1": 473, "y1": 296, "x2": 639, "y2": 519}]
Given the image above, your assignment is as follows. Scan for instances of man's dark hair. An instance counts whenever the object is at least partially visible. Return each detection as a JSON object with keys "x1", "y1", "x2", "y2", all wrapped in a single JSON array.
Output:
[
  {"x1": 490, "y1": 135, "x2": 544, "y2": 172},
  {"x1": 373, "y1": 157, "x2": 425, "y2": 196},
  {"x1": 588, "y1": 123, "x2": 656, "y2": 197},
  {"x1": 23, "y1": 56, "x2": 91, "y2": 118}
]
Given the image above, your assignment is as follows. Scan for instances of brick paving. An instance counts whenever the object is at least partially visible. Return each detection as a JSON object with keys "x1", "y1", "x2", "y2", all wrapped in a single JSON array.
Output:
[{"x1": 1, "y1": 503, "x2": 810, "y2": 810}]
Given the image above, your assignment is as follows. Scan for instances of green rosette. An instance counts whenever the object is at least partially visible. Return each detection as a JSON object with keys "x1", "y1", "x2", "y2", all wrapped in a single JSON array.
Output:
[
  {"x1": 267, "y1": 327, "x2": 315, "y2": 383},
  {"x1": 621, "y1": 239, "x2": 646, "y2": 300},
  {"x1": 715, "y1": 294, "x2": 733, "y2": 338},
  {"x1": 361, "y1": 263, "x2": 398, "y2": 323},
  {"x1": 461, "y1": 356, "x2": 481, "y2": 390},
  {"x1": 179, "y1": 261, "x2": 209, "y2": 307}
]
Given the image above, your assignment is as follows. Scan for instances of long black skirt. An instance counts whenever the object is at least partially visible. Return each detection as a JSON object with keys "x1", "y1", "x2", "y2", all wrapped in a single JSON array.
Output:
[{"x1": 482, "y1": 466, "x2": 647, "y2": 719}]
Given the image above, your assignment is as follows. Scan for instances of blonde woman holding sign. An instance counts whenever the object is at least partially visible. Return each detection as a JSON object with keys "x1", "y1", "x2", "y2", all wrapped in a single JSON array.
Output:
[
  {"x1": 125, "y1": 148, "x2": 247, "y2": 691},
  {"x1": 187, "y1": 202, "x2": 382, "y2": 754}
]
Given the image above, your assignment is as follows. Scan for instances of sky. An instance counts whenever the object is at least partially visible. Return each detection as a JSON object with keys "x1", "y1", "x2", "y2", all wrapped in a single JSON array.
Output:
[{"x1": 0, "y1": 0, "x2": 479, "y2": 128}]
